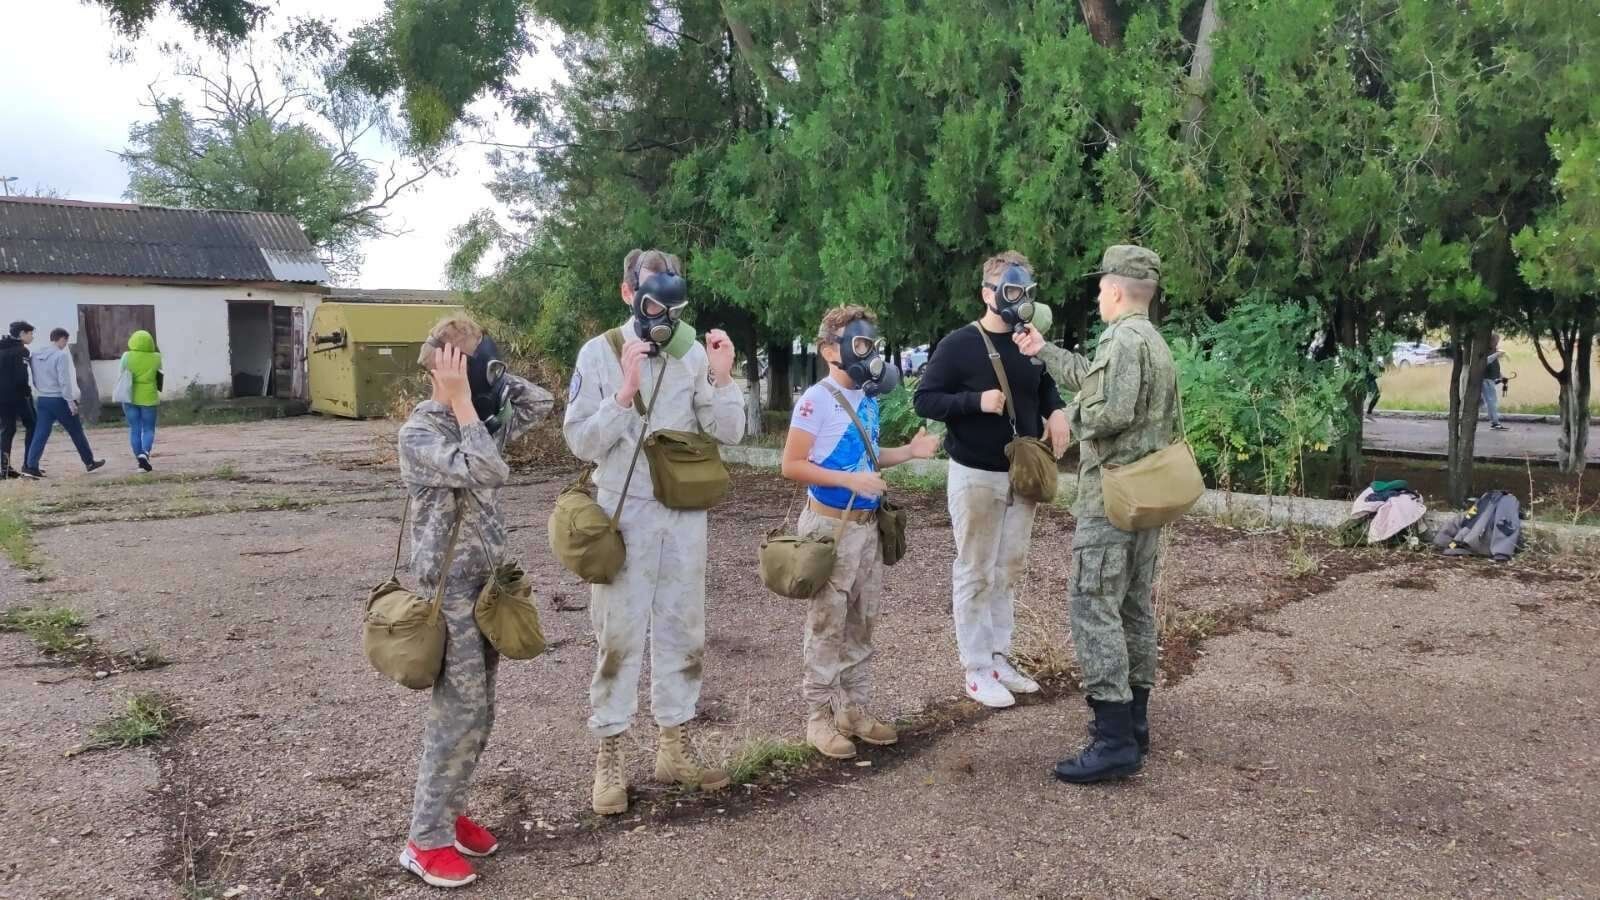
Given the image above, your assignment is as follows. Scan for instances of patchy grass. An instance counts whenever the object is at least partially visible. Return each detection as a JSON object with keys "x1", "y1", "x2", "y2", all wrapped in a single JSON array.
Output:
[
  {"x1": 885, "y1": 466, "x2": 947, "y2": 493},
  {"x1": 1167, "y1": 608, "x2": 1221, "y2": 642},
  {"x1": 1375, "y1": 336, "x2": 1600, "y2": 415},
  {"x1": 726, "y1": 738, "x2": 815, "y2": 785},
  {"x1": 1286, "y1": 534, "x2": 1322, "y2": 579},
  {"x1": 0, "y1": 606, "x2": 88, "y2": 654},
  {"x1": 1011, "y1": 599, "x2": 1075, "y2": 683},
  {"x1": 0, "y1": 504, "x2": 37, "y2": 569},
  {"x1": 1210, "y1": 503, "x2": 1278, "y2": 534},
  {"x1": 76, "y1": 692, "x2": 181, "y2": 754}
]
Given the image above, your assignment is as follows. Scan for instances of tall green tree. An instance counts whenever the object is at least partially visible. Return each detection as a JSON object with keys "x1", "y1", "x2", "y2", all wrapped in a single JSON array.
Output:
[{"x1": 121, "y1": 44, "x2": 437, "y2": 282}]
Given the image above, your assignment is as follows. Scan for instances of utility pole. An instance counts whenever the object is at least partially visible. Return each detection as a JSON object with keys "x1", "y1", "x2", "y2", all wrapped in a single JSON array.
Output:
[{"x1": 0, "y1": 177, "x2": 17, "y2": 196}]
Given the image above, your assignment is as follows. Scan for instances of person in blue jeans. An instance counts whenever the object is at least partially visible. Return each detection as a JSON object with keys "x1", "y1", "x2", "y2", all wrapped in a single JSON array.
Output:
[
  {"x1": 1481, "y1": 334, "x2": 1507, "y2": 431},
  {"x1": 20, "y1": 328, "x2": 105, "y2": 477},
  {"x1": 120, "y1": 329, "x2": 163, "y2": 471}
]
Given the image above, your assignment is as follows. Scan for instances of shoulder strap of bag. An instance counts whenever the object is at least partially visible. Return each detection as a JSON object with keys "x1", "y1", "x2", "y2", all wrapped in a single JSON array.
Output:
[
  {"x1": 820, "y1": 382, "x2": 881, "y2": 472},
  {"x1": 611, "y1": 357, "x2": 670, "y2": 524},
  {"x1": 606, "y1": 328, "x2": 649, "y2": 417},
  {"x1": 392, "y1": 490, "x2": 465, "y2": 626},
  {"x1": 973, "y1": 324, "x2": 1019, "y2": 437}
]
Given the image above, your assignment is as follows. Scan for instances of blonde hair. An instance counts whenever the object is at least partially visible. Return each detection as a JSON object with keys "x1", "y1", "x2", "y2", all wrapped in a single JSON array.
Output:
[
  {"x1": 622, "y1": 248, "x2": 683, "y2": 289},
  {"x1": 982, "y1": 251, "x2": 1032, "y2": 284},
  {"x1": 417, "y1": 315, "x2": 484, "y2": 366},
  {"x1": 816, "y1": 305, "x2": 878, "y2": 348}
]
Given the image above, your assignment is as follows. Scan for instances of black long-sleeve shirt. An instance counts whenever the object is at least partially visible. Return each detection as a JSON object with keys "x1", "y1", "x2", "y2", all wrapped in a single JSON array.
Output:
[{"x1": 914, "y1": 323, "x2": 1065, "y2": 472}]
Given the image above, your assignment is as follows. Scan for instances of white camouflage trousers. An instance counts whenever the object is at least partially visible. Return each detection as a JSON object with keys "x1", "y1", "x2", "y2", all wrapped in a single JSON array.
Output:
[
  {"x1": 798, "y1": 508, "x2": 883, "y2": 713},
  {"x1": 948, "y1": 461, "x2": 1037, "y2": 671},
  {"x1": 587, "y1": 490, "x2": 708, "y2": 737}
]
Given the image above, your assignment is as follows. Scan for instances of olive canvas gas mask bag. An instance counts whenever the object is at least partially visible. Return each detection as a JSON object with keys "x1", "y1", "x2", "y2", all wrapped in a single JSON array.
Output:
[
  {"x1": 605, "y1": 328, "x2": 729, "y2": 511},
  {"x1": 760, "y1": 490, "x2": 860, "y2": 599},
  {"x1": 463, "y1": 495, "x2": 546, "y2": 660},
  {"x1": 975, "y1": 325, "x2": 1058, "y2": 504},
  {"x1": 1098, "y1": 367, "x2": 1203, "y2": 531},
  {"x1": 363, "y1": 495, "x2": 464, "y2": 690}
]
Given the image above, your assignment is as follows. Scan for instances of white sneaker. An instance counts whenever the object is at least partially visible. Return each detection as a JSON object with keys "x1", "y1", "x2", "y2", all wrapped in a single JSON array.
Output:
[
  {"x1": 993, "y1": 656, "x2": 1041, "y2": 694},
  {"x1": 964, "y1": 668, "x2": 1016, "y2": 708}
]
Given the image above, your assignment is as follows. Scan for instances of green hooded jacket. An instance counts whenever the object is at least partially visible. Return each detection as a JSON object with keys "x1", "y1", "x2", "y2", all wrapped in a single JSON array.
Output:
[{"x1": 121, "y1": 330, "x2": 163, "y2": 407}]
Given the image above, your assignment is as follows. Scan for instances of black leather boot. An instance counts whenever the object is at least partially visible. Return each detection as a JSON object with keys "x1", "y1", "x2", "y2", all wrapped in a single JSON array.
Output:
[
  {"x1": 1053, "y1": 698, "x2": 1142, "y2": 784},
  {"x1": 1130, "y1": 686, "x2": 1150, "y2": 755}
]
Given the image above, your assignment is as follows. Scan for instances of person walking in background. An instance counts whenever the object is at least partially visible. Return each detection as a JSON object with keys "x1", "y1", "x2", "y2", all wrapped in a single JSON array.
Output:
[
  {"x1": 1481, "y1": 334, "x2": 1507, "y2": 431},
  {"x1": 1, "y1": 321, "x2": 36, "y2": 479},
  {"x1": 120, "y1": 329, "x2": 163, "y2": 471},
  {"x1": 21, "y1": 328, "x2": 105, "y2": 477}
]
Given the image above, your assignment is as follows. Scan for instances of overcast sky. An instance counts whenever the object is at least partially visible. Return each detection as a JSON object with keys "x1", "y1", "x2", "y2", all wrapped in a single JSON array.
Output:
[{"x1": 0, "y1": 1, "x2": 560, "y2": 290}]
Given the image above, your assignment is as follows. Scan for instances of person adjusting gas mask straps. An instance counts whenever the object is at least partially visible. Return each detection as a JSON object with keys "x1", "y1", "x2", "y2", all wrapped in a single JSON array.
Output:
[
  {"x1": 561, "y1": 247, "x2": 746, "y2": 819},
  {"x1": 423, "y1": 332, "x2": 512, "y2": 435},
  {"x1": 831, "y1": 318, "x2": 901, "y2": 397}
]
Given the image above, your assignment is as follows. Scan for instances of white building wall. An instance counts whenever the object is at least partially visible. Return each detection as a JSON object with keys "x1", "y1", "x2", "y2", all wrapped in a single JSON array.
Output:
[{"x1": 0, "y1": 279, "x2": 322, "y2": 401}]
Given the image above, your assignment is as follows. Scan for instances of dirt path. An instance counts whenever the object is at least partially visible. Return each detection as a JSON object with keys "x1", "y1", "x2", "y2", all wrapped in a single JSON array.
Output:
[{"x1": 1, "y1": 418, "x2": 1596, "y2": 899}]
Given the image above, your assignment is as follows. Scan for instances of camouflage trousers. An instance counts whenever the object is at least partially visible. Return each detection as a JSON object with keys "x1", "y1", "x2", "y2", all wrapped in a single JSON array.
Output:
[
  {"x1": 798, "y1": 508, "x2": 883, "y2": 713},
  {"x1": 587, "y1": 490, "x2": 708, "y2": 738},
  {"x1": 409, "y1": 578, "x2": 497, "y2": 848},
  {"x1": 948, "y1": 462, "x2": 1038, "y2": 671},
  {"x1": 1069, "y1": 516, "x2": 1161, "y2": 704}
]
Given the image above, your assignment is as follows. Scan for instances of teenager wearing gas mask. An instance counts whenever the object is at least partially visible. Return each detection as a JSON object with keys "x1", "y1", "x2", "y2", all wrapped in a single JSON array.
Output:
[
  {"x1": 396, "y1": 316, "x2": 553, "y2": 889},
  {"x1": 562, "y1": 248, "x2": 745, "y2": 816},
  {"x1": 914, "y1": 251, "x2": 1070, "y2": 708},
  {"x1": 781, "y1": 306, "x2": 940, "y2": 759}
]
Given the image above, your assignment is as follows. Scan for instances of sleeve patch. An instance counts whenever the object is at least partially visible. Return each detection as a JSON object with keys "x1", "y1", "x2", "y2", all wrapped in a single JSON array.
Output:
[
  {"x1": 797, "y1": 399, "x2": 815, "y2": 418},
  {"x1": 567, "y1": 371, "x2": 582, "y2": 403}
]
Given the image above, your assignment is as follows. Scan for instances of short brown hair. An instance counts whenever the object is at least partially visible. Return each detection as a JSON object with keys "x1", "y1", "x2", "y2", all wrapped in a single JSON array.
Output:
[
  {"x1": 982, "y1": 251, "x2": 1032, "y2": 284},
  {"x1": 816, "y1": 305, "x2": 878, "y2": 348},
  {"x1": 623, "y1": 248, "x2": 683, "y2": 289},
  {"x1": 417, "y1": 315, "x2": 484, "y2": 366}
]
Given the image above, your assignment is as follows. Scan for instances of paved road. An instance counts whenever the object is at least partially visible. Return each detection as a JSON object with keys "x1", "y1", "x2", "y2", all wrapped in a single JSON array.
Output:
[{"x1": 1364, "y1": 413, "x2": 1597, "y2": 464}]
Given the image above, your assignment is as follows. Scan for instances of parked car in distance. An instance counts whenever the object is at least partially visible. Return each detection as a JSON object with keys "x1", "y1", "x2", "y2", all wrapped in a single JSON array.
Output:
[
  {"x1": 901, "y1": 344, "x2": 931, "y2": 376},
  {"x1": 1390, "y1": 341, "x2": 1446, "y2": 368}
]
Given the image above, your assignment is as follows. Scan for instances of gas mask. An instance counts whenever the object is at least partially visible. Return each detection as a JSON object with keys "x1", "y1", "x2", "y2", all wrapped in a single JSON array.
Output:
[
  {"x1": 632, "y1": 270, "x2": 696, "y2": 358},
  {"x1": 986, "y1": 264, "x2": 1040, "y2": 334},
  {"x1": 467, "y1": 335, "x2": 510, "y2": 434},
  {"x1": 833, "y1": 320, "x2": 902, "y2": 398}
]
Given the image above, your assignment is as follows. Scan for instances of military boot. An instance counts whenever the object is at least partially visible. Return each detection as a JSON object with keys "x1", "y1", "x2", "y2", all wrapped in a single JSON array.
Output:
[
  {"x1": 591, "y1": 733, "x2": 628, "y2": 816},
  {"x1": 1053, "y1": 698, "x2": 1143, "y2": 784},
  {"x1": 654, "y1": 724, "x2": 731, "y2": 791},
  {"x1": 835, "y1": 705, "x2": 898, "y2": 746},
  {"x1": 807, "y1": 708, "x2": 857, "y2": 759},
  {"x1": 1130, "y1": 686, "x2": 1151, "y2": 755}
]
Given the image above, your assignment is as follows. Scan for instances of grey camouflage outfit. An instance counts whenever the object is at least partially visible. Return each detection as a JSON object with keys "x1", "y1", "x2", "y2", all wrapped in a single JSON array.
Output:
[
  {"x1": 1040, "y1": 288, "x2": 1179, "y2": 705},
  {"x1": 398, "y1": 377, "x2": 552, "y2": 849},
  {"x1": 797, "y1": 508, "x2": 883, "y2": 712},
  {"x1": 563, "y1": 322, "x2": 744, "y2": 737}
]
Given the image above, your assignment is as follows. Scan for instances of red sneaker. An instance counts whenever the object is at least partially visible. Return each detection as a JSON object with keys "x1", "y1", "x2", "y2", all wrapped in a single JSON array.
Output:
[
  {"x1": 399, "y1": 841, "x2": 477, "y2": 888},
  {"x1": 454, "y1": 815, "x2": 500, "y2": 857}
]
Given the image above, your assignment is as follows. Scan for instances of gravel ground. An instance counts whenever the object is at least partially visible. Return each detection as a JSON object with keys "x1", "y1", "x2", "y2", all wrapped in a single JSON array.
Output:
[{"x1": 1, "y1": 418, "x2": 1596, "y2": 899}]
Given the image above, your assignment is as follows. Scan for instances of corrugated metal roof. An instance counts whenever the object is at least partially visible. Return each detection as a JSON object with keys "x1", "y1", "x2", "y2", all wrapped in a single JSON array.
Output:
[
  {"x1": 0, "y1": 197, "x2": 331, "y2": 284},
  {"x1": 327, "y1": 287, "x2": 465, "y2": 304}
]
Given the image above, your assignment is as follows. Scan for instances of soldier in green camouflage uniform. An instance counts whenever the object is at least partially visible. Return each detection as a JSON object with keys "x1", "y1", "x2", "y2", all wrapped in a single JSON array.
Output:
[
  {"x1": 396, "y1": 318, "x2": 552, "y2": 888},
  {"x1": 1019, "y1": 245, "x2": 1179, "y2": 784}
]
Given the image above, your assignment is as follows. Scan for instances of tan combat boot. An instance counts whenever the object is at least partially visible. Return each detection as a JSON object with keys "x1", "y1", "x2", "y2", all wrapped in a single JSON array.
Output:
[
  {"x1": 654, "y1": 724, "x2": 731, "y2": 791},
  {"x1": 807, "y1": 708, "x2": 857, "y2": 759},
  {"x1": 836, "y1": 705, "x2": 898, "y2": 746},
  {"x1": 592, "y1": 733, "x2": 628, "y2": 816}
]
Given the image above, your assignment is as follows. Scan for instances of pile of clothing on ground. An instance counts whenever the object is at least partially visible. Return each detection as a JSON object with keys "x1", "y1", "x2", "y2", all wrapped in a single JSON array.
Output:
[
  {"x1": 1334, "y1": 480, "x2": 1428, "y2": 548},
  {"x1": 1432, "y1": 489, "x2": 1524, "y2": 562}
]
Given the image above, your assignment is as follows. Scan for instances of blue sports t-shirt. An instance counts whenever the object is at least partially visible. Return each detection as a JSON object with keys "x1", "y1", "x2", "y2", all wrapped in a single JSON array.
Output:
[{"x1": 789, "y1": 379, "x2": 881, "y2": 511}]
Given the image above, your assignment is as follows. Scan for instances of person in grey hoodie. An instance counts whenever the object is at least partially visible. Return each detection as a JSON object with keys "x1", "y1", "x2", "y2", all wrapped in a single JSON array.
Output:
[{"x1": 20, "y1": 328, "x2": 104, "y2": 477}]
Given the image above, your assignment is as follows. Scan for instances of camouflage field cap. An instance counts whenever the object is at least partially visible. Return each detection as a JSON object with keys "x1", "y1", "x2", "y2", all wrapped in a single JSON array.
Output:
[{"x1": 1089, "y1": 244, "x2": 1161, "y2": 282}]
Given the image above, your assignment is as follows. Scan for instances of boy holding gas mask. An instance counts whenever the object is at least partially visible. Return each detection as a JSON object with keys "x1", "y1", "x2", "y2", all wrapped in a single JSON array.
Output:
[
  {"x1": 781, "y1": 305, "x2": 940, "y2": 759},
  {"x1": 914, "y1": 252, "x2": 1069, "y2": 708},
  {"x1": 562, "y1": 249, "x2": 746, "y2": 816}
]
